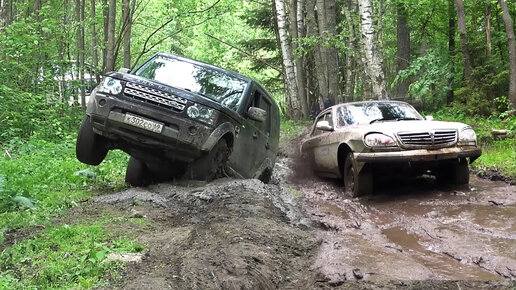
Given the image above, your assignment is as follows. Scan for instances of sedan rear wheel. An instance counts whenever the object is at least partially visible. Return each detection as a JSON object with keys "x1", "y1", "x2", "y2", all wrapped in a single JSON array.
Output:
[{"x1": 343, "y1": 153, "x2": 373, "y2": 198}]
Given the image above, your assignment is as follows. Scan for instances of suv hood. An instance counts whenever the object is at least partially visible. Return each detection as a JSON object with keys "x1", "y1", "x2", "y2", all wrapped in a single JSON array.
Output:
[{"x1": 107, "y1": 72, "x2": 244, "y2": 122}]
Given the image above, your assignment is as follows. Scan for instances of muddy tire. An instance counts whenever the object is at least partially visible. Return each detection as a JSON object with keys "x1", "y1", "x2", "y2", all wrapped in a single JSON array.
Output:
[
  {"x1": 188, "y1": 139, "x2": 230, "y2": 181},
  {"x1": 452, "y1": 158, "x2": 470, "y2": 185},
  {"x1": 343, "y1": 153, "x2": 373, "y2": 197},
  {"x1": 125, "y1": 156, "x2": 149, "y2": 187},
  {"x1": 76, "y1": 116, "x2": 108, "y2": 165},
  {"x1": 436, "y1": 159, "x2": 469, "y2": 185},
  {"x1": 258, "y1": 168, "x2": 273, "y2": 184}
]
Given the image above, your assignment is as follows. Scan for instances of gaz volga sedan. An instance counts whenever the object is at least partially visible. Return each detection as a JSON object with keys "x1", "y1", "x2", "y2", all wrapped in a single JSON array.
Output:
[{"x1": 301, "y1": 101, "x2": 481, "y2": 197}]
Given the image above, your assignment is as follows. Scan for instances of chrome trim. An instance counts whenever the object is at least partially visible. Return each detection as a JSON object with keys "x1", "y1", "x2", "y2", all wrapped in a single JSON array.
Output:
[
  {"x1": 396, "y1": 129, "x2": 457, "y2": 148},
  {"x1": 124, "y1": 82, "x2": 187, "y2": 112}
]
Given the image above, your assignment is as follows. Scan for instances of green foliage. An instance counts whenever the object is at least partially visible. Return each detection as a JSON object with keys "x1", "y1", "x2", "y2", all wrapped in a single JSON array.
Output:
[
  {"x1": 280, "y1": 119, "x2": 312, "y2": 138},
  {"x1": 431, "y1": 107, "x2": 516, "y2": 179},
  {"x1": 0, "y1": 138, "x2": 128, "y2": 230},
  {"x1": 0, "y1": 223, "x2": 143, "y2": 289}
]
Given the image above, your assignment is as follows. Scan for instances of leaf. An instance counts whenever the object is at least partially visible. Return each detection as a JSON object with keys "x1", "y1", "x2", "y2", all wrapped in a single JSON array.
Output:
[
  {"x1": 11, "y1": 196, "x2": 36, "y2": 209},
  {"x1": 73, "y1": 168, "x2": 96, "y2": 178}
]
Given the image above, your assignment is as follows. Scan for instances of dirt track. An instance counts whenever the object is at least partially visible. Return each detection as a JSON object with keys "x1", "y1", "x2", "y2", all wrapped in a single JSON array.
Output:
[{"x1": 68, "y1": 137, "x2": 516, "y2": 288}]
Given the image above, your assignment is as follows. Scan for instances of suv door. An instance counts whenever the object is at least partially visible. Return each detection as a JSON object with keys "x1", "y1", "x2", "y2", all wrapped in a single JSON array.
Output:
[{"x1": 229, "y1": 87, "x2": 269, "y2": 178}]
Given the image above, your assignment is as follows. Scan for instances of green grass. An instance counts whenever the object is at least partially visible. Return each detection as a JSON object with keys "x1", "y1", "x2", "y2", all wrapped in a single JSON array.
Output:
[
  {"x1": 0, "y1": 134, "x2": 134, "y2": 289},
  {"x1": 0, "y1": 222, "x2": 143, "y2": 289},
  {"x1": 0, "y1": 135, "x2": 128, "y2": 231},
  {"x1": 280, "y1": 119, "x2": 312, "y2": 138},
  {"x1": 430, "y1": 108, "x2": 516, "y2": 180}
]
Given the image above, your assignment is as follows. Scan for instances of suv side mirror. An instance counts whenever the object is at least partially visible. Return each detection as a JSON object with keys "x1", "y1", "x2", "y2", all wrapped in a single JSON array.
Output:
[
  {"x1": 316, "y1": 120, "x2": 333, "y2": 131},
  {"x1": 118, "y1": 67, "x2": 131, "y2": 74},
  {"x1": 248, "y1": 107, "x2": 267, "y2": 122},
  {"x1": 425, "y1": 115, "x2": 434, "y2": 121}
]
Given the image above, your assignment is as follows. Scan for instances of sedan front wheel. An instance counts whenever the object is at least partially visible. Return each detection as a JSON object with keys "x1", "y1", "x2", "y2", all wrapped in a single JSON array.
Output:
[{"x1": 343, "y1": 153, "x2": 373, "y2": 197}]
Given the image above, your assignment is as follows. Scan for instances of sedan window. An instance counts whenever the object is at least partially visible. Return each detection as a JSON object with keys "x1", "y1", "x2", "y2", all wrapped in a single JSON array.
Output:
[{"x1": 337, "y1": 102, "x2": 422, "y2": 126}]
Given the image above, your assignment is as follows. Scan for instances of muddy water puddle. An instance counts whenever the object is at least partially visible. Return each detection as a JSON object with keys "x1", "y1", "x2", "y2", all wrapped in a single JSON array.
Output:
[{"x1": 300, "y1": 171, "x2": 516, "y2": 280}]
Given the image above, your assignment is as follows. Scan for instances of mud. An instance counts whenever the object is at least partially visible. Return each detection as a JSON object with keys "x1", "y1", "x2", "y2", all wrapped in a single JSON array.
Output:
[{"x1": 7, "y1": 129, "x2": 515, "y2": 288}]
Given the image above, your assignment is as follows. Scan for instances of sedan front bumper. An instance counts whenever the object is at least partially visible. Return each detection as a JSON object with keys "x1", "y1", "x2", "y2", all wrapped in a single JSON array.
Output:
[{"x1": 355, "y1": 146, "x2": 481, "y2": 163}]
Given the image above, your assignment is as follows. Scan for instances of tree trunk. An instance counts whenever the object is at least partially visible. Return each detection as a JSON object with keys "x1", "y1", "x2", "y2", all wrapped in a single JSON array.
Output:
[
  {"x1": 454, "y1": 0, "x2": 473, "y2": 83},
  {"x1": 75, "y1": 0, "x2": 85, "y2": 107},
  {"x1": 325, "y1": 0, "x2": 340, "y2": 103},
  {"x1": 358, "y1": 0, "x2": 387, "y2": 99},
  {"x1": 485, "y1": 3, "x2": 495, "y2": 102},
  {"x1": 293, "y1": 0, "x2": 309, "y2": 117},
  {"x1": 396, "y1": 2, "x2": 410, "y2": 99},
  {"x1": 305, "y1": 0, "x2": 320, "y2": 111},
  {"x1": 91, "y1": 0, "x2": 99, "y2": 81},
  {"x1": 0, "y1": 0, "x2": 11, "y2": 29},
  {"x1": 122, "y1": 0, "x2": 132, "y2": 68},
  {"x1": 105, "y1": 0, "x2": 116, "y2": 72},
  {"x1": 274, "y1": 0, "x2": 302, "y2": 119},
  {"x1": 102, "y1": 0, "x2": 109, "y2": 71},
  {"x1": 315, "y1": 0, "x2": 329, "y2": 101},
  {"x1": 342, "y1": 2, "x2": 356, "y2": 102},
  {"x1": 447, "y1": 0, "x2": 455, "y2": 104},
  {"x1": 498, "y1": 0, "x2": 516, "y2": 108}
]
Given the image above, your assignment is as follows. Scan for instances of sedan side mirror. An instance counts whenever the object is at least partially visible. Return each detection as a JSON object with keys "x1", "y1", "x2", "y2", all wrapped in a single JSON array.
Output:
[
  {"x1": 118, "y1": 67, "x2": 131, "y2": 74},
  {"x1": 425, "y1": 115, "x2": 434, "y2": 121},
  {"x1": 248, "y1": 107, "x2": 267, "y2": 122},
  {"x1": 316, "y1": 120, "x2": 333, "y2": 131}
]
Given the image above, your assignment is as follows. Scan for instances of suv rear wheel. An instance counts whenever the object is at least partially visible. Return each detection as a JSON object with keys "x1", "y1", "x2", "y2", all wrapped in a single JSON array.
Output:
[
  {"x1": 76, "y1": 116, "x2": 108, "y2": 165},
  {"x1": 343, "y1": 153, "x2": 373, "y2": 197},
  {"x1": 125, "y1": 156, "x2": 149, "y2": 187}
]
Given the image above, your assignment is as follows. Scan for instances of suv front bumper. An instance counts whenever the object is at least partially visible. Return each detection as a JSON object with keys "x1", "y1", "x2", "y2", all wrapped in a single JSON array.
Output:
[
  {"x1": 88, "y1": 92, "x2": 212, "y2": 162},
  {"x1": 355, "y1": 146, "x2": 481, "y2": 163}
]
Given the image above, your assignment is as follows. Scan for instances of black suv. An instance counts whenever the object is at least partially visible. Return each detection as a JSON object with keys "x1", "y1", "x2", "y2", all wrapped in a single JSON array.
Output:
[{"x1": 76, "y1": 53, "x2": 280, "y2": 186}]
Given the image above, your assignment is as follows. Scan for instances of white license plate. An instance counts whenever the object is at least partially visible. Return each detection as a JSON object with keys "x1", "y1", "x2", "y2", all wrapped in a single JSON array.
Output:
[{"x1": 123, "y1": 113, "x2": 163, "y2": 133}]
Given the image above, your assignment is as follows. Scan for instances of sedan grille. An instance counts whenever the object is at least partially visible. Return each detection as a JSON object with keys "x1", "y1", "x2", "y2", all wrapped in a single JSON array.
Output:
[
  {"x1": 397, "y1": 130, "x2": 457, "y2": 148},
  {"x1": 124, "y1": 82, "x2": 187, "y2": 112}
]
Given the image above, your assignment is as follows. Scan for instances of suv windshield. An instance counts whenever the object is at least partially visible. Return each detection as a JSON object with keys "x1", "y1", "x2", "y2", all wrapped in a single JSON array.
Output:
[
  {"x1": 337, "y1": 102, "x2": 422, "y2": 126},
  {"x1": 134, "y1": 55, "x2": 248, "y2": 111}
]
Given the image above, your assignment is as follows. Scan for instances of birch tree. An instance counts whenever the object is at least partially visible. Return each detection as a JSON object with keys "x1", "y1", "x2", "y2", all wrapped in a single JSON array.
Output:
[
  {"x1": 274, "y1": 0, "x2": 303, "y2": 119},
  {"x1": 454, "y1": 0, "x2": 472, "y2": 83},
  {"x1": 358, "y1": 0, "x2": 388, "y2": 100},
  {"x1": 498, "y1": 0, "x2": 516, "y2": 109}
]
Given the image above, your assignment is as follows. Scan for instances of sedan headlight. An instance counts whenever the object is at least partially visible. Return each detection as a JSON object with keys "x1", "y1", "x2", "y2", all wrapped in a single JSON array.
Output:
[
  {"x1": 364, "y1": 133, "x2": 397, "y2": 147},
  {"x1": 458, "y1": 127, "x2": 477, "y2": 146},
  {"x1": 98, "y1": 76, "x2": 122, "y2": 95},
  {"x1": 187, "y1": 103, "x2": 217, "y2": 125}
]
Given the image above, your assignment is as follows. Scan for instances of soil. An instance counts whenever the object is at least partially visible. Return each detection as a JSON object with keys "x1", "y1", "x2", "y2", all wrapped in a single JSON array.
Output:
[{"x1": 5, "y1": 131, "x2": 515, "y2": 289}]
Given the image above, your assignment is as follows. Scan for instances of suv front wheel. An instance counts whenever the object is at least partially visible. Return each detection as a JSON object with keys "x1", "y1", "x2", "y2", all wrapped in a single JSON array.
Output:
[
  {"x1": 76, "y1": 116, "x2": 108, "y2": 165},
  {"x1": 187, "y1": 139, "x2": 230, "y2": 181}
]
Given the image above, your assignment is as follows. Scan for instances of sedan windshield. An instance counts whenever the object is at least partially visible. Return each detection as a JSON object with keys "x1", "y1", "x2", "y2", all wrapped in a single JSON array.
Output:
[
  {"x1": 337, "y1": 102, "x2": 422, "y2": 126},
  {"x1": 134, "y1": 55, "x2": 248, "y2": 111}
]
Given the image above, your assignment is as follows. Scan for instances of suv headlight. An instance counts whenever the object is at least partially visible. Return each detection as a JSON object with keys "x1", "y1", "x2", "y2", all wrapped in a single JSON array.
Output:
[
  {"x1": 98, "y1": 77, "x2": 122, "y2": 95},
  {"x1": 364, "y1": 133, "x2": 397, "y2": 147},
  {"x1": 187, "y1": 103, "x2": 217, "y2": 125},
  {"x1": 458, "y1": 127, "x2": 477, "y2": 146}
]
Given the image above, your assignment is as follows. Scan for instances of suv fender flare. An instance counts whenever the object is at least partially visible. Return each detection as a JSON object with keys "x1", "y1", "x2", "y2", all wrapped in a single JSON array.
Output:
[{"x1": 201, "y1": 122, "x2": 235, "y2": 151}]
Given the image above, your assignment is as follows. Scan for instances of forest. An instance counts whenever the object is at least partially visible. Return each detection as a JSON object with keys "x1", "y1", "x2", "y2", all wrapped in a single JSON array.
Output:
[{"x1": 0, "y1": 0, "x2": 516, "y2": 288}]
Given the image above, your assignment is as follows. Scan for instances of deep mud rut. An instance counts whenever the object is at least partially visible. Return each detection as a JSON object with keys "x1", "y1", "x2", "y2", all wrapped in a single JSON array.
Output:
[{"x1": 63, "y1": 137, "x2": 516, "y2": 288}]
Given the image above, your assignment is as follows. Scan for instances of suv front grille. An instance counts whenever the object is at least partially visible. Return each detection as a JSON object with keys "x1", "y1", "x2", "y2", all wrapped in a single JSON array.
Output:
[
  {"x1": 124, "y1": 82, "x2": 187, "y2": 112},
  {"x1": 397, "y1": 130, "x2": 457, "y2": 148}
]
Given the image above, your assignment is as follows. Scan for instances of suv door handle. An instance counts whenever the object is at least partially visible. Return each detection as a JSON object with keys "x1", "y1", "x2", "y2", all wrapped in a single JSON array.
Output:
[{"x1": 253, "y1": 131, "x2": 258, "y2": 139}]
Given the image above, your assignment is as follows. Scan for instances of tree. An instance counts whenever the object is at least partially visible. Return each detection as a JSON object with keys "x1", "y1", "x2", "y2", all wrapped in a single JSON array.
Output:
[
  {"x1": 454, "y1": 0, "x2": 473, "y2": 82},
  {"x1": 122, "y1": 0, "x2": 132, "y2": 68},
  {"x1": 358, "y1": 0, "x2": 388, "y2": 99},
  {"x1": 105, "y1": 0, "x2": 116, "y2": 72},
  {"x1": 498, "y1": 0, "x2": 516, "y2": 109},
  {"x1": 396, "y1": 1, "x2": 410, "y2": 99},
  {"x1": 274, "y1": 0, "x2": 303, "y2": 119}
]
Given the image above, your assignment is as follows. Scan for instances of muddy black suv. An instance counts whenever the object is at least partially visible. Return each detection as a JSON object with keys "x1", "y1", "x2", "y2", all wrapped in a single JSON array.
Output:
[{"x1": 76, "y1": 53, "x2": 280, "y2": 186}]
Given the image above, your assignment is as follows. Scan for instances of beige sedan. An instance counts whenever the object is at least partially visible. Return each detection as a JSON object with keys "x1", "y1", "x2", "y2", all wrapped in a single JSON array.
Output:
[{"x1": 301, "y1": 101, "x2": 481, "y2": 197}]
